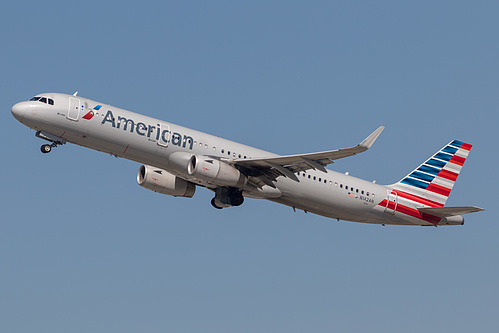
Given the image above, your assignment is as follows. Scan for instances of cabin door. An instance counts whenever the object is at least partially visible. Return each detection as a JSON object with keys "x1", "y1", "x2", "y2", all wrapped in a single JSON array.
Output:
[{"x1": 68, "y1": 98, "x2": 80, "y2": 121}]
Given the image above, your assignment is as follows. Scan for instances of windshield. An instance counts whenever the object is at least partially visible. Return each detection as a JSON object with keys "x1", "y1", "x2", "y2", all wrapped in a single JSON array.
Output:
[{"x1": 29, "y1": 96, "x2": 54, "y2": 105}]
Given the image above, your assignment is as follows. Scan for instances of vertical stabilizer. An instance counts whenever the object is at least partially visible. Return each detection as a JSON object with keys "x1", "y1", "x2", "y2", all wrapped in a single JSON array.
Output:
[{"x1": 391, "y1": 140, "x2": 472, "y2": 207}]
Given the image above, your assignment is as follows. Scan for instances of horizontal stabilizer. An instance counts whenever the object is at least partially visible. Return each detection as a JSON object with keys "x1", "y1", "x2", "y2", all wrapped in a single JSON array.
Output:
[{"x1": 418, "y1": 206, "x2": 484, "y2": 218}]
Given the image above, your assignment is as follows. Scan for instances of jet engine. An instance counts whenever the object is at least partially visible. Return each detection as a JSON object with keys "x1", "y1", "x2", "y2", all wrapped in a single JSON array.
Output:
[
  {"x1": 187, "y1": 155, "x2": 247, "y2": 187},
  {"x1": 169, "y1": 152, "x2": 247, "y2": 188},
  {"x1": 137, "y1": 165, "x2": 195, "y2": 197}
]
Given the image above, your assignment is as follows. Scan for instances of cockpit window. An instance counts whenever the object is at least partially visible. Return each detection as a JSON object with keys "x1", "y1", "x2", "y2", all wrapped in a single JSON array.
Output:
[{"x1": 29, "y1": 96, "x2": 54, "y2": 105}]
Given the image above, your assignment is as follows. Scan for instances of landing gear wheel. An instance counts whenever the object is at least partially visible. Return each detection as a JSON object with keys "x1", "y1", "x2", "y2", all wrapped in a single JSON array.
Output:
[
  {"x1": 229, "y1": 192, "x2": 244, "y2": 206},
  {"x1": 211, "y1": 198, "x2": 224, "y2": 209},
  {"x1": 41, "y1": 144, "x2": 52, "y2": 154}
]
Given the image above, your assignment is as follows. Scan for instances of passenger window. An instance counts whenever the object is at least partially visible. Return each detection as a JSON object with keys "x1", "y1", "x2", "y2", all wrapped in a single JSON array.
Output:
[
  {"x1": 221, "y1": 149, "x2": 224, "y2": 153},
  {"x1": 340, "y1": 184, "x2": 343, "y2": 188},
  {"x1": 318, "y1": 178, "x2": 321, "y2": 182}
]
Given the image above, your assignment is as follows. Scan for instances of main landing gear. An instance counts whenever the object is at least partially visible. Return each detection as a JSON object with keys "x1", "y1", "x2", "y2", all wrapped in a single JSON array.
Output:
[
  {"x1": 211, "y1": 187, "x2": 244, "y2": 209},
  {"x1": 36, "y1": 131, "x2": 66, "y2": 154}
]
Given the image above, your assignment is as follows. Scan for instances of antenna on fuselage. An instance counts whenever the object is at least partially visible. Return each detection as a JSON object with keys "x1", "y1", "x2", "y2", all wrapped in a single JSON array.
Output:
[{"x1": 73, "y1": 91, "x2": 78, "y2": 96}]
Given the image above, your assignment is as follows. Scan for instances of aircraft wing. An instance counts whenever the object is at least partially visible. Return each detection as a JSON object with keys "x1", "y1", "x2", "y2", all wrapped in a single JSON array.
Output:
[{"x1": 229, "y1": 126, "x2": 384, "y2": 186}]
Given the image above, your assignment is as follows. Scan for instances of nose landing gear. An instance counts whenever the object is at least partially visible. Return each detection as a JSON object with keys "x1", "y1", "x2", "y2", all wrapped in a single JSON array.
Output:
[
  {"x1": 36, "y1": 131, "x2": 66, "y2": 154},
  {"x1": 41, "y1": 144, "x2": 53, "y2": 154}
]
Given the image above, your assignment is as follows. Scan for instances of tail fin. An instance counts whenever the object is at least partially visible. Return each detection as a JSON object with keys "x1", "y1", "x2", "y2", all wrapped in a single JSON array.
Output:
[{"x1": 391, "y1": 140, "x2": 472, "y2": 207}]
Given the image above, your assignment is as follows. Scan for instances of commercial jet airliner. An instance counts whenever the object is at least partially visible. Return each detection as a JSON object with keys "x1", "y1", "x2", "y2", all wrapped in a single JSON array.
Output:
[{"x1": 11, "y1": 92, "x2": 483, "y2": 226}]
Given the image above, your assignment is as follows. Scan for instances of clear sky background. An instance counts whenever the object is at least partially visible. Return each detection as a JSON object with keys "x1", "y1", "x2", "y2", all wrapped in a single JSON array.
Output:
[{"x1": 1, "y1": 1, "x2": 497, "y2": 332}]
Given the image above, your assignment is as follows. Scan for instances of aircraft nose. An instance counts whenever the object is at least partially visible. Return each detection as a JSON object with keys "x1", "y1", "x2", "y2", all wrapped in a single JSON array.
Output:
[{"x1": 11, "y1": 102, "x2": 26, "y2": 121}]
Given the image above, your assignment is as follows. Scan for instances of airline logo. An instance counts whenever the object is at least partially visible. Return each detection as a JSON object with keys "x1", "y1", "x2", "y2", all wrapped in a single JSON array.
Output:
[
  {"x1": 83, "y1": 105, "x2": 102, "y2": 120},
  {"x1": 378, "y1": 139, "x2": 473, "y2": 225},
  {"x1": 100, "y1": 109, "x2": 195, "y2": 149},
  {"x1": 399, "y1": 139, "x2": 471, "y2": 199}
]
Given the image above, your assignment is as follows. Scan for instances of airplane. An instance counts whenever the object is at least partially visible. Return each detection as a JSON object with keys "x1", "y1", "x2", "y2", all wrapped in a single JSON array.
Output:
[{"x1": 11, "y1": 92, "x2": 483, "y2": 226}]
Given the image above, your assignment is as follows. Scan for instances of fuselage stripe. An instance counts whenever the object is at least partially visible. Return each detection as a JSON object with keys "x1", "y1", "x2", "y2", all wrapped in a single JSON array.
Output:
[
  {"x1": 410, "y1": 171, "x2": 435, "y2": 183},
  {"x1": 441, "y1": 146, "x2": 458, "y2": 155},
  {"x1": 461, "y1": 143, "x2": 472, "y2": 151},
  {"x1": 434, "y1": 152, "x2": 452, "y2": 162},
  {"x1": 450, "y1": 140, "x2": 464, "y2": 148},
  {"x1": 395, "y1": 190, "x2": 444, "y2": 207},
  {"x1": 417, "y1": 164, "x2": 440, "y2": 176},
  {"x1": 378, "y1": 200, "x2": 441, "y2": 225},
  {"x1": 449, "y1": 155, "x2": 466, "y2": 166},
  {"x1": 426, "y1": 183, "x2": 451, "y2": 197},
  {"x1": 426, "y1": 158, "x2": 446, "y2": 168},
  {"x1": 436, "y1": 169, "x2": 458, "y2": 181},
  {"x1": 401, "y1": 177, "x2": 428, "y2": 189}
]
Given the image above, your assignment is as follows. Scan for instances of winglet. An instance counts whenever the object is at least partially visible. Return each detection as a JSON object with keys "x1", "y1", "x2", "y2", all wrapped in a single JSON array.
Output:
[{"x1": 359, "y1": 126, "x2": 384, "y2": 149}]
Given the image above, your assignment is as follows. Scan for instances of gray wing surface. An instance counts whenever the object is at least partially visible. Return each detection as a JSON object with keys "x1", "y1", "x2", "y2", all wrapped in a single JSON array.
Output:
[{"x1": 228, "y1": 126, "x2": 384, "y2": 187}]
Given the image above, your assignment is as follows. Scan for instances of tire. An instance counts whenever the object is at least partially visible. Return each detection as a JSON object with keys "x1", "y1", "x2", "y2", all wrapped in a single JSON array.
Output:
[
  {"x1": 211, "y1": 198, "x2": 224, "y2": 209},
  {"x1": 229, "y1": 192, "x2": 244, "y2": 206},
  {"x1": 41, "y1": 144, "x2": 52, "y2": 154}
]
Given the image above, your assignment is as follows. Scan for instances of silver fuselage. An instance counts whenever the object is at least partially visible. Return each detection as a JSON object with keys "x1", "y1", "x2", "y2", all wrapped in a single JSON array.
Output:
[{"x1": 11, "y1": 93, "x2": 461, "y2": 226}]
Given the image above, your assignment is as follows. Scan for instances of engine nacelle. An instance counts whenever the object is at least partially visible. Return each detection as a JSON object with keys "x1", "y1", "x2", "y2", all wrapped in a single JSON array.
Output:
[
  {"x1": 137, "y1": 165, "x2": 195, "y2": 198},
  {"x1": 168, "y1": 152, "x2": 193, "y2": 174},
  {"x1": 168, "y1": 152, "x2": 247, "y2": 188},
  {"x1": 187, "y1": 155, "x2": 247, "y2": 187}
]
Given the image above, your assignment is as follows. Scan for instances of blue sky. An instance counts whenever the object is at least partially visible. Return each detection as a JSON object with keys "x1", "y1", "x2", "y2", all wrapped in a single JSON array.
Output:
[{"x1": 1, "y1": 1, "x2": 498, "y2": 332}]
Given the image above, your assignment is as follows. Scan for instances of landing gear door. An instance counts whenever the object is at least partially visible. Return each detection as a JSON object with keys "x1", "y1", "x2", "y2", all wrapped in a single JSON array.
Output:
[
  {"x1": 157, "y1": 123, "x2": 170, "y2": 147},
  {"x1": 68, "y1": 98, "x2": 80, "y2": 121},
  {"x1": 385, "y1": 190, "x2": 398, "y2": 214}
]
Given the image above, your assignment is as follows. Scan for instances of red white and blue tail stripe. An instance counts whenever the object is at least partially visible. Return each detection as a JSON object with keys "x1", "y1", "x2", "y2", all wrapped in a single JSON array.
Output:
[{"x1": 391, "y1": 140, "x2": 472, "y2": 207}]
